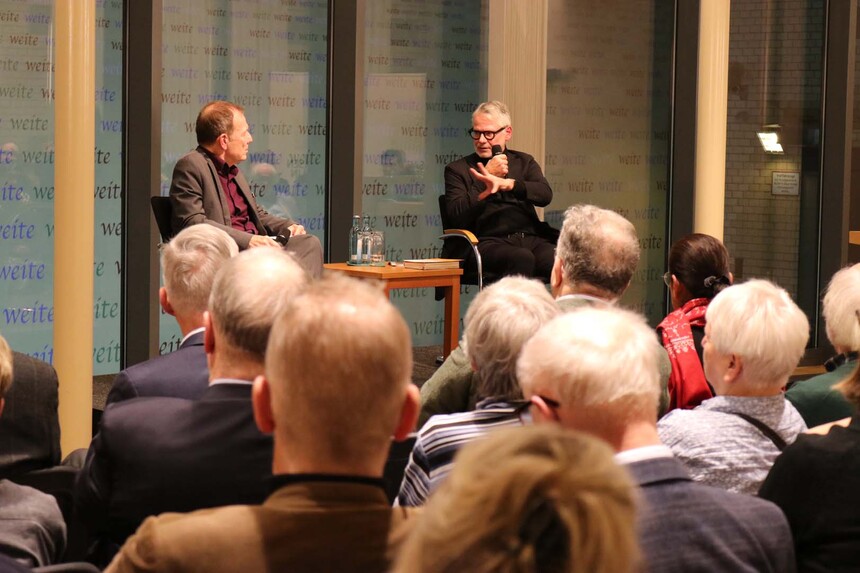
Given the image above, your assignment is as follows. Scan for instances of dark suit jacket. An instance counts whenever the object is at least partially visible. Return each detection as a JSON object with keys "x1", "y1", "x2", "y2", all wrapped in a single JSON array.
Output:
[
  {"x1": 627, "y1": 455, "x2": 795, "y2": 572},
  {"x1": 105, "y1": 331, "x2": 208, "y2": 406},
  {"x1": 0, "y1": 353, "x2": 61, "y2": 478},
  {"x1": 169, "y1": 146, "x2": 293, "y2": 249},
  {"x1": 75, "y1": 383, "x2": 274, "y2": 546},
  {"x1": 441, "y1": 149, "x2": 558, "y2": 260}
]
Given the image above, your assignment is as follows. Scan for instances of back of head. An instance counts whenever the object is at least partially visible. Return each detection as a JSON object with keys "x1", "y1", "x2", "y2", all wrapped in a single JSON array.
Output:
[
  {"x1": 0, "y1": 335, "x2": 11, "y2": 399},
  {"x1": 668, "y1": 233, "x2": 730, "y2": 300},
  {"x1": 265, "y1": 273, "x2": 413, "y2": 467},
  {"x1": 208, "y1": 248, "x2": 308, "y2": 362},
  {"x1": 161, "y1": 224, "x2": 238, "y2": 317},
  {"x1": 196, "y1": 100, "x2": 242, "y2": 145},
  {"x1": 393, "y1": 425, "x2": 639, "y2": 573},
  {"x1": 464, "y1": 277, "x2": 559, "y2": 401},
  {"x1": 822, "y1": 263, "x2": 860, "y2": 351},
  {"x1": 556, "y1": 204, "x2": 640, "y2": 298},
  {"x1": 706, "y1": 279, "x2": 809, "y2": 389},
  {"x1": 518, "y1": 306, "x2": 662, "y2": 427},
  {"x1": 473, "y1": 100, "x2": 512, "y2": 126}
]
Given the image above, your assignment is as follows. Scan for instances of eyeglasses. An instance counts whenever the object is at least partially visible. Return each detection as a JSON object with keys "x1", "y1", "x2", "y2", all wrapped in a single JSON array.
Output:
[
  {"x1": 467, "y1": 126, "x2": 508, "y2": 141},
  {"x1": 512, "y1": 395, "x2": 562, "y2": 419},
  {"x1": 663, "y1": 272, "x2": 672, "y2": 288}
]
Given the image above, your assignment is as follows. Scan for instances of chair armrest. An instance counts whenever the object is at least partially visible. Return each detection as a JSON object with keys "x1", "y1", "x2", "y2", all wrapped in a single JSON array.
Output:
[{"x1": 440, "y1": 229, "x2": 479, "y2": 245}]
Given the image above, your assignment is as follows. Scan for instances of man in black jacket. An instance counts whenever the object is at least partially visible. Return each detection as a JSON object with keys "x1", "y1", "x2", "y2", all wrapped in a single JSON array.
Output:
[{"x1": 443, "y1": 101, "x2": 557, "y2": 281}]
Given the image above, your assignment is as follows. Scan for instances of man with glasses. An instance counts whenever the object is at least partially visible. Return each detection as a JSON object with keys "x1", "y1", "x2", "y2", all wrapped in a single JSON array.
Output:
[{"x1": 443, "y1": 101, "x2": 558, "y2": 281}]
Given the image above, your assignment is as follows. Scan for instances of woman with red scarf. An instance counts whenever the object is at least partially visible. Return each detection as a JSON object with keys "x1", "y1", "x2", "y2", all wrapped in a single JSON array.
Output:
[{"x1": 657, "y1": 234, "x2": 732, "y2": 411}]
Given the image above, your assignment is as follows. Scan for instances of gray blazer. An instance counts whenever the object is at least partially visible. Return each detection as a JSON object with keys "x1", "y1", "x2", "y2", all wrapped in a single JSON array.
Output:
[
  {"x1": 626, "y1": 456, "x2": 795, "y2": 572},
  {"x1": 169, "y1": 146, "x2": 293, "y2": 249}
]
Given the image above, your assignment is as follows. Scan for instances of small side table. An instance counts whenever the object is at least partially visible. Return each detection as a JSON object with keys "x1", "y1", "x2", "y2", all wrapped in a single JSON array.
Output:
[{"x1": 323, "y1": 263, "x2": 463, "y2": 357}]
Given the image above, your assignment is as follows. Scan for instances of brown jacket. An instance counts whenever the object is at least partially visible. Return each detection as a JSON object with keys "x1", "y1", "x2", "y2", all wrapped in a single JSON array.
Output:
[{"x1": 106, "y1": 479, "x2": 418, "y2": 573}]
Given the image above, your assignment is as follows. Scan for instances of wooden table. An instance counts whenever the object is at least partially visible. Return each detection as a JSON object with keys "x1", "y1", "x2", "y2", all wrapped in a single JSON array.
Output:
[{"x1": 323, "y1": 263, "x2": 463, "y2": 357}]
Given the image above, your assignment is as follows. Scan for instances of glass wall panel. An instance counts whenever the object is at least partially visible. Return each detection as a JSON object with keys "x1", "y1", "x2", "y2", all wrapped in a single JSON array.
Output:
[
  {"x1": 361, "y1": 0, "x2": 488, "y2": 345},
  {"x1": 724, "y1": 0, "x2": 824, "y2": 327},
  {"x1": 545, "y1": 0, "x2": 674, "y2": 324},
  {"x1": 0, "y1": 0, "x2": 123, "y2": 375},
  {"x1": 160, "y1": 0, "x2": 329, "y2": 349}
]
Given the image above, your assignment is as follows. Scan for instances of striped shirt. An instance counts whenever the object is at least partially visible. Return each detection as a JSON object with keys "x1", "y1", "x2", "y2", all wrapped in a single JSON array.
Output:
[
  {"x1": 396, "y1": 399, "x2": 525, "y2": 506},
  {"x1": 657, "y1": 394, "x2": 807, "y2": 495}
]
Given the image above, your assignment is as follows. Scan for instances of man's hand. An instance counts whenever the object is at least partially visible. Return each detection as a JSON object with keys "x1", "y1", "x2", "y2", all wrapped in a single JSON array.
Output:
[
  {"x1": 470, "y1": 162, "x2": 515, "y2": 201},
  {"x1": 248, "y1": 235, "x2": 280, "y2": 248},
  {"x1": 485, "y1": 153, "x2": 508, "y2": 177},
  {"x1": 288, "y1": 224, "x2": 307, "y2": 236}
]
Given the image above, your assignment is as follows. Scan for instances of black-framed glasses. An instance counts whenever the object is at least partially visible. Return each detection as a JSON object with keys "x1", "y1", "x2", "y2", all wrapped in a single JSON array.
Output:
[
  {"x1": 663, "y1": 272, "x2": 672, "y2": 288},
  {"x1": 467, "y1": 126, "x2": 508, "y2": 141},
  {"x1": 511, "y1": 395, "x2": 562, "y2": 419}
]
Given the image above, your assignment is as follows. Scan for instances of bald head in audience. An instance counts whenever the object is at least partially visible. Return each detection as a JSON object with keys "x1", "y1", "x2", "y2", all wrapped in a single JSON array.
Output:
[
  {"x1": 0, "y1": 335, "x2": 11, "y2": 411},
  {"x1": 552, "y1": 204, "x2": 640, "y2": 301},
  {"x1": 254, "y1": 273, "x2": 419, "y2": 474}
]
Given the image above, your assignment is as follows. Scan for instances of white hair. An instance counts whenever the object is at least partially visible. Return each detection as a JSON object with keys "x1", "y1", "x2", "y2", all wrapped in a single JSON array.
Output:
[
  {"x1": 822, "y1": 263, "x2": 860, "y2": 351},
  {"x1": 472, "y1": 101, "x2": 511, "y2": 127},
  {"x1": 161, "y1": 224, "x2": 238, "y2": 316},
  {"x1": 208, "y1": 248, "x2": 308, "y2": 361},
  {"x1": 706, "y1": 279, "x2": 809, "y2": 388},
  {"x1": 463, "y1": 277, "x2": 559, "y2": 401},
  {"x1": 517, "y1": 306, "x2": 662, "y2": 418}
]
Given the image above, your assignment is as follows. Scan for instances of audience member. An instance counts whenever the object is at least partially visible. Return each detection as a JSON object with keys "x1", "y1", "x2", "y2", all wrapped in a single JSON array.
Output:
[
  {"x1": 0, "y1": 335, "x2": 66, "y2": 568},
  {"x1": 657, "y1": 233, "x2": 732, "y2": 410},
  {"x1": 419, "y1": 204, "x2": 670, "y2": 426},
  {"x1": 106, "y1": 273, "x2": 420, "y2": 573},
  {"x1": 785, "y1": 263, "x2": 860, "y2": 426},
  {"x1": 0, "y1": 351, "x2": 60, "y2": 477},
  {"x1": 394, "y1": 425, "x2": 639, "y2": 573},
  {"x1": 658, "y1": 279, "x2": 808, "y2": 494},
  {"x1": 398, "y1": 277, "x2": 558, "y2": 506},
  {"x1": 760, "y1": 355, "x2": 860, "y2": 571},
  {"x1": 517, "y1": 306, "x2": 796, "y2": 572},
  {"x1": 106, "y1": 224, "x2": 237, "y2": 405},
  {"x1": 170, "y1": 100, "x2": 322, "y2": 277},
  {"x1": 76, "y1": 249, "x2": 307, "y2": 556}
]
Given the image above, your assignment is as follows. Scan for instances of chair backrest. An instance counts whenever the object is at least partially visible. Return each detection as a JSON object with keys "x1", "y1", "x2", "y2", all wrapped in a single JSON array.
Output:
[
  {"x1": 438, "y1": 194, "x2": 452, "y2": 230},
  {"x1": 150, "y1": 196, "x2": 174, "y2": 243}
]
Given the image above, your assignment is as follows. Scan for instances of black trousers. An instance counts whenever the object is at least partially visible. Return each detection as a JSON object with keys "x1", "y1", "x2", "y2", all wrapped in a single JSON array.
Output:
[{"x1": 475, "y1": 234, "x2": 555, "y2": 282}]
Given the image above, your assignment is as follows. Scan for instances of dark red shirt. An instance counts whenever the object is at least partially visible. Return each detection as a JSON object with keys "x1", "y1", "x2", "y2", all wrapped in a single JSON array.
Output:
[{"x1": 202, "y1": 148, "x2": 257, "y2": 234}]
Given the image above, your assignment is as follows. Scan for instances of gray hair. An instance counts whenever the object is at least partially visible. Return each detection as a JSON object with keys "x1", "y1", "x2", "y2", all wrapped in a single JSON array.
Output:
[
  {"x1": 0, "y1": 335, "x2": 11, "y2": 399},
  {"x1": 517, "y1": 306, "x2": 662, "y2": 420},
  {"x1": 556, "y1": 205, "x2": 640, "y2": 298},
  {"x1": 822, "y1": 263, "x2": 860, "y2": 351},
  {"x1": 208, "y1": 248, "x2": 308, "y2": 361},
  {"x1": 464, "y1": 277, "x2": 559, "y2": 401},
  {"x1": 706, "y1": 279, "x2": 809, "y2": 389},
  {"x1": 473, "y1": 101, "x2": 512, "y2": 127},
  {"x1": 161, "y1": 224, "x2": 238, "y2": 316}
]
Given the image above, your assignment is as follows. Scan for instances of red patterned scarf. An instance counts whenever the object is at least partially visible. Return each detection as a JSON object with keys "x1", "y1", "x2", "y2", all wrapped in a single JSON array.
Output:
[{"x1": 657, "y1": 297, "x2": 713, "y2": 411}]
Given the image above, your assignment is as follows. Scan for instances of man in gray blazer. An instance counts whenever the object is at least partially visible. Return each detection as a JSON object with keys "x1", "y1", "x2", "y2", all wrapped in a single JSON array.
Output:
[
  {"x1": 106, "y1": 224, "x2": 237, "y2": 405},
  {"x1": 169, "y1": 100, "x2": 322, "y2": 278},
  {"x1": 517, "y1": 305, "x2": 796, "y2": 572}
]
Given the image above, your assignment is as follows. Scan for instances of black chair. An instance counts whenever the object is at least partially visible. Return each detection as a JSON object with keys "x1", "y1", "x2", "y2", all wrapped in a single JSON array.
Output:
[
  {"x1": 150, "y1": 196, "x2": 174, "y2": 243},
  {"x1": 382, "y1": 434, "x2": 417, "y2": 504},
  {"x1": 437, "y1": 194, "x2": 490, "y2": 292}
]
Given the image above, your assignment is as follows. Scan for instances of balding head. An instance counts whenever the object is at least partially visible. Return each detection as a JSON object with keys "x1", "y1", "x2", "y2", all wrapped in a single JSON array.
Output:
[
  {"x1": 0, "y1": 334, "x2": 12, "y2": 400},
  {"x1": 207, "y1": 249, "x2": 308, "y2": 365},
  {"x1": 553, "y1": 204, "x2": 640, "y2": 300},
  {"x1": 518, "y1": 306, "x2": 662, "y2": 444},
  {"x1": 257, "y1": 273, "x2": 419, "y2": 474}
]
